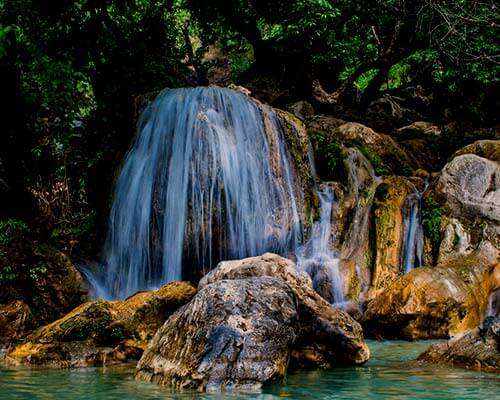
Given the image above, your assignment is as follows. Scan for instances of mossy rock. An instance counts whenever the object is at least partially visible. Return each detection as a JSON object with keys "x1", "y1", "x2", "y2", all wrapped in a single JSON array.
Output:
[{"x1": 6, "y1": 281, "x2": 196, "y2": 367}]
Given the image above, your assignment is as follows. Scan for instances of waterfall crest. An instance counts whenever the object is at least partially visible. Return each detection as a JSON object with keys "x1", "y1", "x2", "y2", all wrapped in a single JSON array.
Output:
[{"x1": 99, "y1": 87, "x2": 304, "y2": 299}]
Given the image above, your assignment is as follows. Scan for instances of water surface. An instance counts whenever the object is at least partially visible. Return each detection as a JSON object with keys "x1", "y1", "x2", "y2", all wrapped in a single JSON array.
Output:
[{"x1": 1, "y1": 341, "x2": 498, "y2": 399}]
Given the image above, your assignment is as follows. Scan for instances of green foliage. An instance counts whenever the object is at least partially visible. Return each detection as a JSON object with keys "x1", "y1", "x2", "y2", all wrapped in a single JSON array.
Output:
[
  {"x1": 422, "y1": 195, "x2": 442, "y2": 248},
  {"x1": 0, "y1": 265, "x2": 17, "y2": 283},
  {"x1": 28, "y1": 262, "x2": 48, "y2": 281},
  {"x1": 357, "y1": 145, "x2": 390, "y2": 176},
  {"x1": 0, "y1": 219, "x2": 28, "y2": 246},
  {"x1": 309, "y1": 130, "x2": 346, "y2": 180}
]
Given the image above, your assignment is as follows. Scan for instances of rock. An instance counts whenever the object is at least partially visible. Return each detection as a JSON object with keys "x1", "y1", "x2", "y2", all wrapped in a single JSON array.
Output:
[
  {"x1": 363, "y1": 263, "x2": 498, "y2": 339},
  {"x1": 0, "y1": 301, "x2": 32, "y2": 345},
  {"x1": 275, "y1": 109, "x2": 319, "y2": 222},
  {"x1": 32, "y1": 246, "x2": 88, "y2": 324},
  {"x1": 418, "y1": 317, "x2": 500, "y2": 373},
  {"x1": 432, "y1": 152, "x2": 500, "y2": 267},
  {"x1": 306, "y1": 115, "x2": 417, "y2": 175},
  {"x1": 396, "y1": 121, "x2": 441, "y2": 140},
  {"x1": 288, "y1": 101, "x2": 315, "y2": 121},
  {"x1": 368, "y1": 176, "x2": 422, "y2": 298},
  {"x1": 136, "y1": 277, "x2": 298, "y2": 391},
  {"x1": 6, "y1": 281, "x2": 196, "y2": 367},
  {"x1": 397, "y1": 138, "x2": 441, "y2": 171},
  {"x1": 435, "y1": 154, "x2": 500, "y2": 223},
  {"x1": 206, "y1": 58, "x2": 232, "y2": 86},
  {"x1": 199, "y1": 253, "x2": 370, "y2": 366},
  {"x1": 452, "y1": 139, "x2": 500, "y2": 162},
  {"x1": 338, "y1": 148, "x2": 379, "y2": 300}
]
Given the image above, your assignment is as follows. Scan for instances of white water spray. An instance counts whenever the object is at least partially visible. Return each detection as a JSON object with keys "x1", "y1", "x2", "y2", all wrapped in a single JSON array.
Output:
[{"x1": 296, "y1": 185, "x2": 345, "y2": 304}]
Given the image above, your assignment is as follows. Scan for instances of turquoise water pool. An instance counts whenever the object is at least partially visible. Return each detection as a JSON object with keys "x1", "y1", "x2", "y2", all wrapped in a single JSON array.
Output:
[{"x1": 1, "y1": 340, "x2": 498, "y2": 399}]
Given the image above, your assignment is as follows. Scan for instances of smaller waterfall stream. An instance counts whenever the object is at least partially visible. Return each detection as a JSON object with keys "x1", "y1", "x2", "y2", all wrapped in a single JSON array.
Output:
[
  {"x1": 296, "y1": 185, "x2": 344, "y2": 304},
  {"x1": 401, "y1": 191, "x2": 424, "y2": 273}
]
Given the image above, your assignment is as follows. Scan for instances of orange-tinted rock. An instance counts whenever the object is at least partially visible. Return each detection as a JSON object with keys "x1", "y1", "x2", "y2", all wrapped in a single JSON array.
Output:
[{"x1": 363, "y1": 263, "x2": 497, "y2": 339}]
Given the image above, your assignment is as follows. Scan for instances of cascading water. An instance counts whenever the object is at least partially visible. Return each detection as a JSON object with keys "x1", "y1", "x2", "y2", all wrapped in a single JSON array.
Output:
[
  {"x1": 95, "y1": 87, "x2": 305, "y2": 299},
  {"x1": 296, "y1": 185, "x2": 344, "y2": 304},
  {"x1": 401, "y1": 191, "x2": 424, "y2": 273}
]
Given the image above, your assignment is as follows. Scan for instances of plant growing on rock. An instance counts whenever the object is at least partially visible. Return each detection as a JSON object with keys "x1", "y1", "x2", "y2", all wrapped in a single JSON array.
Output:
[{"x1": 422, "y1": 195, "x2": 442, "y2": 254}]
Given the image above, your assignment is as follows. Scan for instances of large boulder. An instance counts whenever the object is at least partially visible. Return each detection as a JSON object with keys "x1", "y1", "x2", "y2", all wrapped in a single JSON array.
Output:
[
  {"x1": 418, "y1": 317, "x2": 500, "y2": 373},
  {"x1": 430, "y1": 151, "x2": 500, "y2": 267},
  {"x1": 136, "y1": 277, "x2": 298, "y2": 391},
  {"x1": 198, "y1": 253, "x2": 370, "y2": 366},
  {"x1": 6, "y1": 281, "x2": 196, "y2": 367},
  {"x1": 363, "y1": 263, "x2": 498, "y2": 339},
  {"x1": 435, "y1": 154, "x2": 500, "y2": 223}
]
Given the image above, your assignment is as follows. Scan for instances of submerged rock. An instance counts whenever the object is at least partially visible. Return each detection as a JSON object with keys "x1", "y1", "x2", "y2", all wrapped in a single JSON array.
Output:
[
  {"x1": 136, "y1": 277, "x2": 298, "y2": 391},
  {"x1": 418, "y1": 317, "x2": 500, "y2": 373},
  {"x1": 198, "y1": 253, "x2": 370, "y2": 366},
  {"x1": 5, "y1": 281, "x2": 196, "y2": 367},
  {"x1": 363, "y1": 263, "x2": 497, "y2": 339}
]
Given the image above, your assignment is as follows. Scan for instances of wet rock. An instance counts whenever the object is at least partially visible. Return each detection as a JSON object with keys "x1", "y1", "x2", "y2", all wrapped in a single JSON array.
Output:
[
  {"x1": 199, "y1": 253, "x2": 370, "y2": 367},
  {"x1": 338, "y1": 148, "x2": 378, "y2": 300},
  {"x1": 363, "y1": 263, "x2": 497, "y2": 339},
  {"x1": 368, "y1": 176, "x2": 422, "y2": 298},
  {"x1": 418, "y1": 317, "x2": 500, "y2": 373},
  {"x1": 306, "y1": 116, "x2": 417, "y2": 175},
  {"x1": 5, "y1": 281, "x2": 196, "y2": 367},
  {"x1": 275, "y1": 109, "x2": 319, "y2": 222},
  {"x1": 136, "y1": 277, "x2": 298, "y2": 391}
]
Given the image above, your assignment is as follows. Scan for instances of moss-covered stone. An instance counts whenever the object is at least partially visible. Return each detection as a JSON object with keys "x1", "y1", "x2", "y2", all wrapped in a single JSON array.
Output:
[{"x1": 6, "y1": 281, "x2": 196, "y2": 367}]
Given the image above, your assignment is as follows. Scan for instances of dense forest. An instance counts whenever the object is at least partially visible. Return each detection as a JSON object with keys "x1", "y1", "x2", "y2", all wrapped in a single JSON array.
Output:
[{"x1": 0, "y1": 0, "x2": 498, "y2": 343}]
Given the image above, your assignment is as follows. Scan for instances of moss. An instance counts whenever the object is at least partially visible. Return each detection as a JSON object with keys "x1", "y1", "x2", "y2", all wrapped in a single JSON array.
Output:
[
  {"x1": 308, "y1": 129, "x2": 347, "y2": 181},
  {"x1": 356, "y1": 144, "x2": 390, "y2": 176},
  {"x1": 422, "y1": 195, "x2": 443, "y2": 251}
]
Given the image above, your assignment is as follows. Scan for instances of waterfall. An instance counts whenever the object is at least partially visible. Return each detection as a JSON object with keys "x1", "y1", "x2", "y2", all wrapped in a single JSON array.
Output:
[
  {"x1": 296, "y1": 185, "x2": 345, "y2": 304},
  {"x1": 96, "y1": 87, "x2": 305, "y2": 299},
  {"x1": 401, "y1": 191, "x2": 424, "y2": 273}
]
